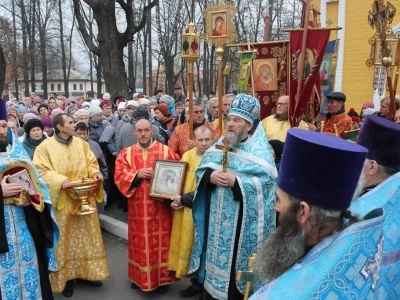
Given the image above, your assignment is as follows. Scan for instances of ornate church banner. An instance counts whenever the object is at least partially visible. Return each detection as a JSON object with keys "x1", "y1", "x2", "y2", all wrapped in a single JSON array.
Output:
[
  {"x1": 289, "y1": 29, "x2": 331, "y2": 127},
  {"x1": 319, "y1": 39, "x2": 340, "y2": 116},
  {"x1": 241, "y1": 42, "x2": 289, "y2": 120}
]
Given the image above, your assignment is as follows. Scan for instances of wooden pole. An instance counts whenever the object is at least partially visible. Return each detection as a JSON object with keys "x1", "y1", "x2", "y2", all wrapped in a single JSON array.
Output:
[
  {"x1": 188, "y1": 61, "x2": 194, "y2": 139},
  {"x1": 387, "y1": 70, "x2": 396, "y2": 120},
  {"x1": 217, "y1": 46, "x2": 224, "y2": 130},
  {"x1": 295, "y1": 0, "x2": 311, "y2": 109}
]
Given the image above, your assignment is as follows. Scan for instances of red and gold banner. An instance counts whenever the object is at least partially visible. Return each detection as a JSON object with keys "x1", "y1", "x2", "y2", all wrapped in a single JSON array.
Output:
[
  {"x1": 289, "y1": 29, "x2": 331, "y2": 127},
  {"x1": 241, "y1": 42, "x2": 289, "y2": 120}
]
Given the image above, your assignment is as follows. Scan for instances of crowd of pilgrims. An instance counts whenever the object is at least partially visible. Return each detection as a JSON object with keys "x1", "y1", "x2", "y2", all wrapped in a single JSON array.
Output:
[{"x1": 1, "y1": 86, "x2": 400, "y2": 300}]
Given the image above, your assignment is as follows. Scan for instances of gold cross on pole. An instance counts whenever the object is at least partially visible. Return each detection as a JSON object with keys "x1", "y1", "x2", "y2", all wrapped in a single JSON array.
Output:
[
  {"x1": 215, "y1": 135, "x2": 237, "y2": 172},
  {"x1": 236, "y1": 254, "x2": 257, "y2": 300}
]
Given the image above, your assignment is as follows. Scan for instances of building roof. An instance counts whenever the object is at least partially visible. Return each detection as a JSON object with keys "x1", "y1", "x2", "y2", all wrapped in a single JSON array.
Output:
[{"x1": 21, "y1": 69, "x2": 89, "y2": 81}]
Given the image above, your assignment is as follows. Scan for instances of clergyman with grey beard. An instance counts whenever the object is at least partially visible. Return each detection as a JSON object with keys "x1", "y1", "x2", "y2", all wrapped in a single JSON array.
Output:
[
  {"x1": 250, "y1": 129, "x2": 386, "y2": 300},
  {"x1": 189, "y1": 94, "x2": 277, "y2": 300},
  {"x1": 349, "y1": 115, "x2": 400, "y2": 298}
]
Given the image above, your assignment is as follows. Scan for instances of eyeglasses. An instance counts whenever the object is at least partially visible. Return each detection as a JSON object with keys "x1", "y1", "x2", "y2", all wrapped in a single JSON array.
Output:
[{"x1": 276, "y1": 102, "x2": 288, "y2": 106}]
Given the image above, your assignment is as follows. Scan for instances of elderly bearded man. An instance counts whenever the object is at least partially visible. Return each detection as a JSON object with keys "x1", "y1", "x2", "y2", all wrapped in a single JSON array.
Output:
[
  {"x1": 261, "y1": 95, "x2": 308, "y2": 142},
  {"x1": 168, "y1": 125, "x2": 215, "y2": 299},
  {"x1": 33, "y1": 114, "x2": 110, "y2": 297},
  {"x1": 114, "y1": 119, "x2": 179, "y2": 294},
  {"x1": 350, "y1": 115, "x2": 400, "y2": 299},
  {"x1": 308, "y1": 92, "x2": 352, "y2": 138},
  {"x1": 0, "y1": 99, "x2": 58, "y2": 300},
  {"x1": 189, "y1": 94, "x2": 277, "y2": 300},
  {"x1": 169, "y1": 98, "x2": 221, "y2": 157},
  {"x1": 250, "y1": 129, "x2": 386, "y2": 300}
]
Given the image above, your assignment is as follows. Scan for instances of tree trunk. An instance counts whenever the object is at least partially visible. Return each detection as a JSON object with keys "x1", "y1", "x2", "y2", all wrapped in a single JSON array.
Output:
[
  {"x1": 58, "y1": 0, "x2": 68, "y2": 97},
  {"x1": 128, "y1": 41, "x2": 134, "y2": 89},
  {"x1": 0, "y1": 45, "x2": 5, "y2": 97},
  {"x1": 94, "y1": 56, "x2": 102, "y2": 97},
  {"x1": 20, "y1": 0, "x2": 30, "y2": 97},
  {"x1": 12, "y1": 0, "x2": 19, "y2": 101},
  {"x1": 92, "y1": 6, "x2": 128, "y2": 98},
  {"x1": 165, "y1": 56, "x2": 175, "y2": 95},
  {"x1": 147, "y1": 0, "x2": 152, "y2": 95},
  {"x1": 30, "y1": 0, "x2": 36, "y2": 93}
]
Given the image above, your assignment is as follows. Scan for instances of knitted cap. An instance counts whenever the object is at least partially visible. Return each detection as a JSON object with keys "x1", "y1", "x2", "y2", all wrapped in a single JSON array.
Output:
[
  {"x1": 362, "y1": 101, "x2": 374, "y2": 109},
  {"x1": 41, "y1": 117, "x2": 52, "y2": 128},
  {"x1": 126, "y1": 100, "x2": 138, "y2": 108},
  {"x1": 23, "y1": 113, "x2": 39, "y2": 123},
  {"x1": 133, "y1": 105, "x2": 149, "y2": 120},
  {"x1": 24, "y1": 118, "x2": 43, "y2": 134},
  {"x1": 348, "y1": 108, "x2": 360, "y2": 123},
  {"x1": 50, "y1": 108, "x2": 64, "y2": 119},
  {"x1": 89, "y1": 106, "x2": 103, "y2": 118},
  {"x1": 100, "y1": 100, "x2": 112, "y2": 109},
  {"x1": 74, "y1": 109, "x2": 89, "y2": 120},
  {"x1": 155, "y1": 103, "x2": 169, "y2": 116}
]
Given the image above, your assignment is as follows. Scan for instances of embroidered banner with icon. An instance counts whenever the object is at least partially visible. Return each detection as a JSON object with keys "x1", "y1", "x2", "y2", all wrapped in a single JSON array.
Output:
[
  {"x1": 289, "y1": 29, "x2": 331, "y2": 127},
  {"x1": 237, "y1": 51, "x2": 254, "y2": 94}
]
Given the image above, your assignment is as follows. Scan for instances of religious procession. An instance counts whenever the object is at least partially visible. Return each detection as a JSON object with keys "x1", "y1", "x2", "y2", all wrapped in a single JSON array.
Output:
[{"x1": 0, "y1": 0, "x2": 400, "y2": 299}]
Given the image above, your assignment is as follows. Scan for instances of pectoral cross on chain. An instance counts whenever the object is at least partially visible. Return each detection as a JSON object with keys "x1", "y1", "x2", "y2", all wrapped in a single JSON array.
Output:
[
  {"x1": 236, "y1": 254, "x2": 256, "y2": 300},
  {"x1": 215, "y1": 135, "x2": 236, "y2": 172}
]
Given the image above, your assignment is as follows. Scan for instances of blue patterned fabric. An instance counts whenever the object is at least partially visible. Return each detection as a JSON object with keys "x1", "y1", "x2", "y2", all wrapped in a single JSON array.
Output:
[
  {"x1": 0, "y1": 129, "x2": 59, "y2": 299},
  {"x1": 350, "y1": 172, "x2": 400, "y2": 300},
  {"x1": 250, "y1": 208, "x2": 385, "y2": 300},
  {"x1": 189, "y1": 125, "x2": 277, "y2": 300}
]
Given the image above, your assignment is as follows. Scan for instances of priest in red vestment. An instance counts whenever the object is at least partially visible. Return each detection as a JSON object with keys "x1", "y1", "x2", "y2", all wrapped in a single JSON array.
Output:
[{"x1": 114, "y1": 118, "x2": 179, "y2": 294}]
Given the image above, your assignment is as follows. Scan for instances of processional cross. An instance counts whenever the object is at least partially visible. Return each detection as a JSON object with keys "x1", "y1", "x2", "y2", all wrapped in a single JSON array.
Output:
[
  {"x1": 236, "y1": 254, "x2": 256, "y2": 300},
  {"x1": 215, "y1": 135, "x2": 237, "y2": 172},
  {"x1": 368, "y1": 0, "x2": 397, "y2": 119}
]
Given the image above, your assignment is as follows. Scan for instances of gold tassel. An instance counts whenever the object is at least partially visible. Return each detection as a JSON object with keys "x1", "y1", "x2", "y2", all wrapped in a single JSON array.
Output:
[
  {"x1": 223, "y1": 63, "x2": 230, "y2": 76},
  {"x1": 277, "y1": 61, "x2": 285, "y2": 81},
  {"x1": 330, "y1": 53, "x2": 337, "y2": 75},
  {"x1": 309, "y1": 5, "x2": 314, "y2": 22}
]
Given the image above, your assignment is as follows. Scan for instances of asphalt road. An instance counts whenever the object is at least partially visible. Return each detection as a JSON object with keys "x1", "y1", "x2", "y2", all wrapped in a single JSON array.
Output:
[{"x1": 54, "y1": 231, "x2": 191, "y2": 300}]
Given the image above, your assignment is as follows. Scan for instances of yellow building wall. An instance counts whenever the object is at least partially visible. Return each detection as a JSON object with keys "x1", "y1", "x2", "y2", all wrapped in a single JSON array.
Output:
[
  {"x1": 326, "y1": 1, "x2": 338, "y2": 41},
  {"x1": 321, "y1": 0, "x2": 400, "y2": 112}
]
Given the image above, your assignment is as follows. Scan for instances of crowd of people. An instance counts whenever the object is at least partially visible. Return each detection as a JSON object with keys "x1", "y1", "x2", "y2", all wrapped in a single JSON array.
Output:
[{"x1": 0, "y1": 87, "x2": 399, "y2": 300}]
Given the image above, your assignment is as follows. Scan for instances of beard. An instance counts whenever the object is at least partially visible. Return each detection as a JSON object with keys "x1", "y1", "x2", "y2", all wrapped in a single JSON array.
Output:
[
  {"x1": 227, "y1": 125, "x2": 248, "y2": 146},
  {"x1": 352, "y1": 163, "x2": 368, "y2": 201},
  {"x1": 255, "y1": 209, "x2": 307, "y2": 283},
  {"x1": 0, "y1": 136, "x2": 8, "y2": 151}
]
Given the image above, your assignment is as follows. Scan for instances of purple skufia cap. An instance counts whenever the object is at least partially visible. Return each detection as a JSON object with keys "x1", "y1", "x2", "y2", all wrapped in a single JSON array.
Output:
[
  {"x1": 278, "y1": 129, "x2": 368, "y2": 211},
  {"x1": 357, "y1": 115, "x2": 400, "y2": 169},
  {"x1": 0, "y1": 99, "x2": 6, "y2": 121}
]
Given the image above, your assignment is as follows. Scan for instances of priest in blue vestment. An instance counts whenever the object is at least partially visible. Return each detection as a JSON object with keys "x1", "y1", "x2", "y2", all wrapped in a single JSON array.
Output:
[
  {"x1": 350, "y1": 115, "x2": 400, "y2": 299},
  {"x1": 250, "y1": 129, "x2": 386, "y2": 299},
  {"x1": 0, "y1": 99, "x2": 59, "y2": 300},
  {"x1": 189, "y1": 94, "x2": 277, "y2": 300}
]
